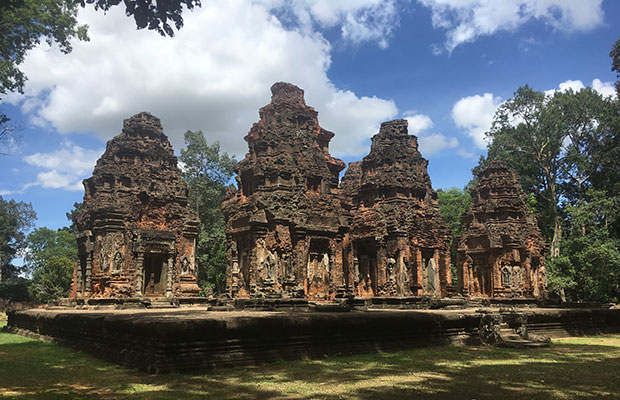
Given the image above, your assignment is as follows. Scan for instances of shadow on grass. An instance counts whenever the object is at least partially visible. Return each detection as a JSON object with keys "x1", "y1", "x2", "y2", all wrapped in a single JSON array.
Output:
[{"x1": 1, "y1": 332, "x2": 619, "y2": 399}]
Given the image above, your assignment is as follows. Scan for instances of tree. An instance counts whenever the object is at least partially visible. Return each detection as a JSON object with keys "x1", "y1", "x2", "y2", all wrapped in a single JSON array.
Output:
[
  {"x1": 476, "y1": 38, "x2": 620, "y2": 302},
  {"x1": 79, "y1": 0, "x2": 202, "y2": 37},
  {"x1": 437, "y1": 187, "x2": 471, "y2": 284},
  {"x1": 65, "y1": 202, "x2": 83, "y2": 234},
  {"x1": 0, "y1": 0, "x2": 89, "y2": 149},
  {"x1": 548, "y1": 189, "x2": 620, "y2": 302},
  {"x1": 24, "y1": 227, "x2": 77, "y2": 303},
  {"x1": 179, "y1": 130, "x2": 236, "y2": 294},
  {"x1": 0, "y1": 196, "x2": 36, "y2": 283},
  {"x1": 1, "y1": 0, "x2": 200, "y2": 151},
  {"x1": 485, "y1": 85, "x2": 566, "y2": 256},
  {"x1": 610, "y1": 37, "x2": 620, "y2": 94},
  {"x1": 554, "y1": 88, "x2": 606, "y2": 204},
  {"x1": 0, "y1": 264, "x2": 31, "y2": 301}
]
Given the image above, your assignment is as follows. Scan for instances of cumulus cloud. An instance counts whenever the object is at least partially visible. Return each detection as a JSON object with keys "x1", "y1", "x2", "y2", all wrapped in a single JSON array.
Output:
[
  {"x1": 404, "y1": 112, "x2": 433, "y2": 135},
  {"x1": 404, "y1": 112, "x2": 459, "y2": 157},
  {"x1": 263, "y1": 0, "x2": 399, "y2": 48},
  {"x1": 545, "y1": 78, "x2": 617, "y2": 98},
  {"x1": 23, "y1": 141, "x2": 103, "y2": 191},
  {"x1": 419, "y1": 0, "x2": 605, "y2": 53},
  {"x1": 451, "y1": 92, "x2": 502, "y2": 148},
  {"x1": 2, "y1": 0, "x2": 397, "y2": 159},
  {"x1": 592, "y1": 79, "x2": 616, "y2": 98}
]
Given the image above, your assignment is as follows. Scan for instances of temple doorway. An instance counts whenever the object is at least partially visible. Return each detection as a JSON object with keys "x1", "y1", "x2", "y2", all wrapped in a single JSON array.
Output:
[
  {"x1": 355, "y1": 240, "x2": 377, "y2": 297},
  {"x1": 421, "y1": 249, "x2": 438, "y2": 294},
  {"x1": 143, "y1": 253, "x2": 167, "y2": 296},
  {"x1": 473, "y1": 258, "x2": 492, "y2": 297},
  {"x1": 307, "y1": 238, "x2": 330, "y2": 300},
  {"x1": 238, "y1": 247, "x2": 251, "y2": 295}
]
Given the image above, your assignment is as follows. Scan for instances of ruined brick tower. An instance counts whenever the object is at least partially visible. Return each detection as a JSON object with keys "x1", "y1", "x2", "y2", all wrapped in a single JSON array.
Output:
[
  {"x1": 222, "y1": 82, "x2": 349, "y2": 301},
  {"x1": 457, "y1": 160, "x2": 547, "y2": 298},
  {"x1": 343, "y1": 120, "x2": 453, "y2": 297},
  {"x1": 71, "y1": 112, "x2": 200, "y2": 299}
]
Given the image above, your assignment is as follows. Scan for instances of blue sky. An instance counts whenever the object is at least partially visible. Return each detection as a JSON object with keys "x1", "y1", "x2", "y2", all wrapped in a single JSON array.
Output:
[{"x1": 1, "y1": 0, "x2": 619, "y2": 231}]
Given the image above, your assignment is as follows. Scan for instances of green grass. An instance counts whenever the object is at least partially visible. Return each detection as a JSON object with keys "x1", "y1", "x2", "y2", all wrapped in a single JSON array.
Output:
[{"x1": 0, "y1": 327, "x2": 619, "y2": 399}]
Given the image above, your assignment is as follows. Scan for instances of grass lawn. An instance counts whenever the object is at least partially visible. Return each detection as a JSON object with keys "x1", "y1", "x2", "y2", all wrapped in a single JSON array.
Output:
[{"x1": 1, "y1": 316, "x2": 619, "y2": 399}]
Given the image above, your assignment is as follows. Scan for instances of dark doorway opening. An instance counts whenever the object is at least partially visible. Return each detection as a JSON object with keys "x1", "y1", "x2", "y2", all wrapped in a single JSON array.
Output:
[
  {"x1": 355, "y1": 240, "x2": 377, "y2": 296},
  {"x1": 144, "y1": 253, "x2": 167, "y2": 296}
]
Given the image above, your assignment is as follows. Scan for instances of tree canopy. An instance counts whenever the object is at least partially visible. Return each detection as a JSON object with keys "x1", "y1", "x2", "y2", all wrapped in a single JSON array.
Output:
[
  {"x1": 0, "y1": 0, "x2": 199, "y2": 151},
  {"x1": 0, "y1": 196, "x2": 36, "y2": 276},
  {"x1": 469, "y1": 38, "x2": 620, "y2": 302},
  {"x1": 79, "y1": 0, "x2": 201, "y2": 37},
  {"x1": 24, "y1": 227, "x2": 77, "y2": 303},
  {"x1": 179, "y1": 130, "x2": 236, "y2": 294},
  {"x1": 437, "y1": 188, "x2": 471, "y2": 285}
]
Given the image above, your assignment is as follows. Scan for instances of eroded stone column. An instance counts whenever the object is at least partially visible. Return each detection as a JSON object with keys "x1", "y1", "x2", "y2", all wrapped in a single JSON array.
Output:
[
  {"x1": 167, "y1": 255, "x2": 174, "y2": 297},
  {"x1": 135, "y1": 252, "x2": 144, "y2": 297}
]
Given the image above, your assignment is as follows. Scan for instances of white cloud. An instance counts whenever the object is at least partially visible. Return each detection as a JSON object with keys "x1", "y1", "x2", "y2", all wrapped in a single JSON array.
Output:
[
  {"x1": 451, "y1": 92, "x2": 502, "y2": 148},
  {"x1": 558, "y1": 79, "x2": 585, "y2": 92},
  {"x1": 3, "y1": 0, "x2": 397, "y2": 159},
  {"x1": 23, "y1": 141, "x2": 103, "y2": 191},
  {"x1": 592, "y1": 79, "x2": 616, "y2": 99},
  {"x1": 418, "y1": 133, "x2": 459, "y2": 156},
  {"x1": 404, "y1": 112, "x2": 433, "y2": 135},
  {"x1": 404, "y1": 112, "x2": 459, "y2": 157},
  {"x1": 263, "y1": 0, "x2": 399, "y2": 48},
  {"x1": 545, "y1": 78, "x2": 617, "y2": 98},
  {"x1": 419, "y1": 0, "x2": 605, "y2": 53}
]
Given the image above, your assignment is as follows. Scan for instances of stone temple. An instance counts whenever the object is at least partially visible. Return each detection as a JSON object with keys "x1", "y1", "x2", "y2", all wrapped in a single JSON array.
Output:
[
  {"x1": 223, "y1": 83, "x2": 453, "y2": 300},
  {"x1": 70, "y1": 112, "x2": 200, "y2": 299},
  {"x1": 456, "y1": 161, "x2": 547, "y2": 298},
  {"x1": 222, "y1": 82, "x2": 349, "y2": 301},
  {"x1": 343, "y1": 120, "x2": 453, "y2": 297}
]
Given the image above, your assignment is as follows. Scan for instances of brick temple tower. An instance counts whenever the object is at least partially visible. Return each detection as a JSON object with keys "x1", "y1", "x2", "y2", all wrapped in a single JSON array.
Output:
[
  {"x1": 343, "y1": 119, "x2": 453, "y2": 297},
  {"x1": 457, "y1": 160, "x2": 547, "y2": 298},
  {"x1": 222, "y1": 82, "x2": 349, "y2": 301},
  {"x1": 71, "y1": 112, "x2": 200, "y2": 299}
]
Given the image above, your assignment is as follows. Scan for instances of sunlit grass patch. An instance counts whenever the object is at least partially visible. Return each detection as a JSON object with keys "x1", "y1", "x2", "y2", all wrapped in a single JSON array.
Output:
[
  {"x1": 0, "y1": 330, "x2": 619, "y2": 399},
  {"x1": 123, "y1": 383, "x2": 170, "y2": 393}
]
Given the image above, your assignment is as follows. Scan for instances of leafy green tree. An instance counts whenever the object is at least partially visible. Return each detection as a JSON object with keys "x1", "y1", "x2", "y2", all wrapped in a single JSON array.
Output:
[
  {"x1": 437, "y1": 188, "x2": 472, "y2": 238},
  {"x1": 1, "y1": 0, "x2": 199, "y2": 149},
  {"x1": 550, "y1": 189, "x2": 620, "y2": 302},
  {"x1": 437, "y1": 187, "x2": 471, "y2": 284},
  {"x1": 0, "y1": 264, "x2": 31, "y2": 301},
  {"x1": 65, "y1": 202, "x2": 83, "y2": 234},
  {"x1": 80, "y1": 0, "x2": 201, "y2": 37},
  {"x1": 553, "y1": 88, "x2": 605, "y2": 203},
  {"x1": 0, "y1": 196, "x2": 36, "y2": 284},
  {"x1": 0, "y1": 0, "x2": 89, "y2": 148},
  {"x1": 24, "y1": 227, "x2": 77, "y2": 303},
  {"x1": 0, "y1": 0, "x2": 89, "y2": 95},
  {"x1": 179, "y1": 130, "x2": 235, "y2": 294},
  {"x1": 485, "y1": 85, "x2": 565, "y2": 256},
  {"x1": 477, "y1": 38, "x2": 620, "y2": 302},
  {"x1": 28, "y1": 255, "x2": 74, "y2": 303},
  {"x1": 610, "y1": 37, "x2": 620, "y2": 94}
]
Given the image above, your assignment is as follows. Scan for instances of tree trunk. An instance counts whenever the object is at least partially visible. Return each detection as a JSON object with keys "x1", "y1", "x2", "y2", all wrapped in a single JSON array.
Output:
[
  {"x1": 545, "y1": 168, "x2": 562, "y2": 257},
  {"x1": 550, "y1": 217, "x2": 562, "y2": 257}
]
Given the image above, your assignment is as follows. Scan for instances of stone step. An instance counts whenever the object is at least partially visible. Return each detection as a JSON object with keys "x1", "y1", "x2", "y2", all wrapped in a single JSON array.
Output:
[{"x1": 147, "y1": 299, "x2": 180, "y2": 309}]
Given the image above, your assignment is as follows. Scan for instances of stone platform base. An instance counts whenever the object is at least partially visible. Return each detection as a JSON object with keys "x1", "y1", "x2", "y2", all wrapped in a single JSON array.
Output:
[
  {"x1": 5, "y1": 307, "x2": 620, "y2": 373},
  {"x1": 52, "y1": 295, "x2": 572, "y2": 312}
]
